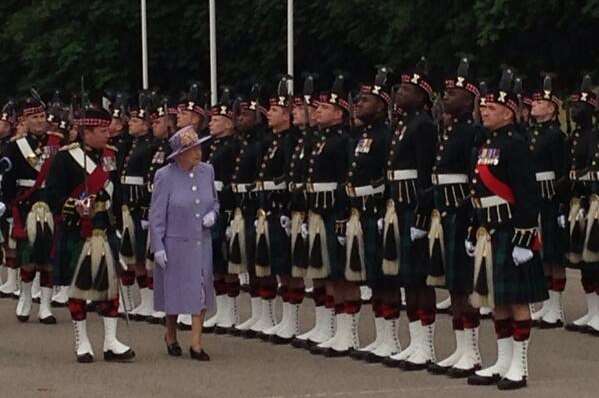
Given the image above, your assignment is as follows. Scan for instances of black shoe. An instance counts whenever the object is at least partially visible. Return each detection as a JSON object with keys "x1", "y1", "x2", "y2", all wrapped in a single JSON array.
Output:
[
  {"x1": 16, "y1": 315, "x2": 29, "y2": 323},
  {"x1": 77, "y1": 353, "x2": 94, "y2": 363},
  {"x1": 32, "y1": 297, "x2": 40, "y2": 304},
  {"x1": 538, "y1": 320, "x2": 563, "y2": 329},
  {"x1": 214, "y1": 326, "x2": 230, "y2": 335},
  {"x1": 382, "y1": 356, "x2": 403, "y2": 368},
  {"x1": 349, "y1": 349, "x2": 369, "y2": 361},
  {"x1": 365, "y1": 352, "x2": 387, "y2": 363},
  {"x1": 467, "y1": 373, "x2": 500, "y2": 386},
  {"x1": 51, "y1": 301, "x2": 68, "y2": 308},
  {"x1": 291, "y1": 338, "x2": 308, "y2": 348},
  {"x1": 565, "y1": 322, "x2": 585, "y2": 332},
  {"x1": 39, "y1": 316, "x2": 57, "y2": 325},
  {"x1": 0, "y1": 292, "x2": 13, "y2": 299},
  {"x1": 309, "y1": 344, "x2": 329, "y2": 355},
  {"x1": 189, "y1": 348, "x2": 210, "y2": 361},
  {"x1": 104, "y1": 349, "x2": 135, "y2": 362},
  {"x1": 229, "y1": 327, "x2": 244, "y2": 336},
  {"x1": 497, "y1": 377, "x2": 527, "y2": 390},
  {"x1": 147, "y1": 316, "x2": 162, "y2": 325},
  {"x1": 324, "y1": 348, "x2": 349, "y2": 358},
  {"x1": 586, "y1": 326, "x2": 599, "y2": 336},
  {"x1": 165, "y1": 339, "x2": 182, "y2": 357},
  {"x1": 427, "y1": 362, "x2": 450, "y2": 375},
  {"x1": 258, "y1": 332, "x2": 271, "y2": 341},
  {"x1": 447, "y1": 365, "x2": 481, "y2": 378},
  {"x1": 242, "y1": 329, "x2": 259, "y2": 339},
  {"x1": 177, "y1": 322, "x2": 192, "y2": 331},
  {"x1": 270, "y1": 335, "x2": 293, "y2": 345},
  {"x1": 133, "y1": 314, "x2": 148, "y2": 322},
  {"x1": 401, "y1": 360, "x2": 430, "y2": 371}
]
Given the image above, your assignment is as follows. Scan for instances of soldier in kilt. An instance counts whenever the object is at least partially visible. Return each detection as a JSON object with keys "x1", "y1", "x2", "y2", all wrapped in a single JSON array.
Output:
[
  {"x1": 1, "y1": 97, "x2": 62, "y2": 324},
  {"x1": 293, "y1": 74, "x2": 348, "y2": 350},
  {"x1": 312, "y1": 71, "x2": 387, "y2": 357},
  {"x1": 142, "y1": 95, "x2": 174, "y2": 324},
  {"x1": 383, "y1": 59, "x2": 437, "y2": 370},
  {"x1": 0, "y1": 99, "x2": 18, "y2": 298},
  {"x1": 202, "y1": 87, "x2": 241, "y2": 334},
  {"x1": 46, "y1": 107, "x2": 135, "y2": 363},
  {"x1": 427, "y1": 58, "x2": 484, "y2": 377},
  {"x1": 174, "y1": 83, "x2": 210, "y2": 329},
  {"x1": 527, "y1": 75, "x2": 568, "y2": 328},
  {"x1": 466, "y1": 69, "x2": 547, "y2": 390},
  {"x1": 249, "y1": 76, "x2": 294, "y2": 341},
  {"x1": 563, "y1": 75, "x2": 599, "y2": 334},
  {"x1": 231, "y1": 85, "x2": 272, "y2": 337},
  {"x1": 117, "y1": 93, "x2": 154, "y2": 320}
]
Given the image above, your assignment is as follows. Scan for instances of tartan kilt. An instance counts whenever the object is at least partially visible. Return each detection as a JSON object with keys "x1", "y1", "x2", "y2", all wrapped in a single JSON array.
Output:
[
  {"x1": 211, "y1": 211, "x2": 229, "y2": 275},
  {"x1": 441, "y1": 209, "x2": 474, "y2": 294},
  {"x1": 133, "y1": 217, "x2": 148, "y2": 264},
  {"x1": 398, "y1": 208, "x2": 429, "y2": 288},
  {"x1": 538, "y1": 198, "x2": 565, "y2": 265},
  {"x1": 309, "y1": 211, "x2": 345, "y2": 281},
  {"x1": 16, "y1": 239, "x2": 52, "y2": 270},
  {"x1": 53, "y1": 225, "x2": 78, "y2": 285},
  {"x1": 268, "y1": 212, "x2": 291, "y2": 277},
  {"x1": 360, "y1": 213, "x2": 385, "y2": 287},
  {"x1": 491, "y1": 227, "x2": 548, "y2": 306}
]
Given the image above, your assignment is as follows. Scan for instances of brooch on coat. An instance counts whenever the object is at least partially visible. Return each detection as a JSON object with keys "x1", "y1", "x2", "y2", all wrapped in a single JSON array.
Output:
[
  {"x1": 355, "y1": 138, "x2": 372, "y2": 155},
  {"x1": 477, "y1": 147, "x2": 500, "y2": 166}
]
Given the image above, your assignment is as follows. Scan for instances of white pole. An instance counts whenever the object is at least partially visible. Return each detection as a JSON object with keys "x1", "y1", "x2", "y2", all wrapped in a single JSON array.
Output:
[
  {"x1": 287, "y1": 0, "x2": 294, "y2": 94},
  {"x1": 209, "y1": 0, "x2": 217, "y2": 106},
  {"x1": 141, "y1": 0, "x2": 149, "y2": 89}
]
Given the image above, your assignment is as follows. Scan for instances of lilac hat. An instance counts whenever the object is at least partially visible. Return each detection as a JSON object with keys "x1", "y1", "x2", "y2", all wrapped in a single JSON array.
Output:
[{"x1": 167, "y1": 126, "x2": 212, "y2": 160}]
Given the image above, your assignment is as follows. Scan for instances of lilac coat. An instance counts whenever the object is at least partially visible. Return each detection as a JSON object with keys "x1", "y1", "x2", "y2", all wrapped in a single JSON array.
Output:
[{"x1": 149, "y1": 161, "x2": 219, "y2": 315}]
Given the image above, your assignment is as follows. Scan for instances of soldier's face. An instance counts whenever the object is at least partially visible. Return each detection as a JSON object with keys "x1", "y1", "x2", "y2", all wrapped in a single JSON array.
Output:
[
  {"x1": 209, "y1": 115, "x2": 234, "y2": 137},
  {"x1": 152, "y1": 116, "x2": 169, "y2": 139},
  {"x1": 109, "y1": 118, "x2": 124, "y2": 136},
  {"x1": 129, "y1": 117, "x2": 149, "y2": 136},
  {"x1": 26, "y1": 112, "x2": 47, "y2": 135},
  {"x1": 68, "y1": 127, "x2": 78, "y2": 143},
  {"x1": 237, "y1": 109, "x2": 257, "y2": 131},
  {"x1": 177, "y1": 110, "x2": 201, "y2": 129},
  {"x1": 355, "y1": 94, "x2": 384, "y2": 120},
  {"x1": 292, "y1": 104, "x2": 307, "y2": 126},
  {"x1": 396, "y1": 83, "x2": 424, "y2": 109},
  {"x1": 480, "y1": 103, "x2": 513, "y2": 130},
  {"x1": 531, "y1": 100, "x2": 555, "y2": 122},
  {"x1": 0, "y1": 121, "x2": 10, "y2": 137},
  {"x1": 267, "y1": 106, "x2": 290, "y2": 132},
  {"x1": 443, "y1": 88, "x2": 472, "y2": 116},
  {"x1": 314, "y1": 103, "x2": 343, "y2": 128},
  {"x1": 84, "y1": 126, "x2": 110, "y2": 149}
]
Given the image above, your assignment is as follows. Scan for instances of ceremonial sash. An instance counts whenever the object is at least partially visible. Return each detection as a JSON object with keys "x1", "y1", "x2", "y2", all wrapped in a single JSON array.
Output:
[
  {"x1": 475, "y1": 164, "x2": 515, "y2": 205},
  {"x1": 68, "y1": 147, "x2": 114, "y2": 237},
  {"x1": 11, "y1": 134, "x2": 63, "y2": 240}
]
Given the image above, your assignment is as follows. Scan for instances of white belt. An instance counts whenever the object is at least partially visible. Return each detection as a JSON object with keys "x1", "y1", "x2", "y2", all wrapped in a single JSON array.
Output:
[
  {"x1": 535, "y1": 171, "x2": 556, "y2": 182},
  {"x1": 473, "y1": 195, "x2": 509, "y2": 208},
  {"x1": 214, "y1": 181, "x2": 224, "y2": 192},
  {"x1": 289, "y1": 182, "x2": 304, "y2": 191},
  {"x1": 16, "y1": 179, "x2": 39, "y2": 188},
  {"x1": 306, "y1": 182, "x2": 338, "y2": 193},
  {"x1": 346, "y1": 184, "x2": 385, "y2": 198},
  {"x1": 432, "y1": 173, "x2": 468, "y2": 185},
  {"x1": 232, "y1": 183, "x2": 253, "y2": 193},
  {"x1": 387, "y1": 169, "x2": 418, "y2": 181},
  {"x1": 578, "y1": 172, "x2": 598, "y2": 182},
  {"x1": 258, "y1": 181, "x2": 287, "y2": 191},
  {"x1": 121, "y1": 176, "x2": 145, "y2": 186}
]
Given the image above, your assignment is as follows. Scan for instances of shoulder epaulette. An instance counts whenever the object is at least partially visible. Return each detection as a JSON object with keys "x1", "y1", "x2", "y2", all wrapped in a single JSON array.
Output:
[{"x1": 59, "y1": 142, "x2": 80, "y2": 151}]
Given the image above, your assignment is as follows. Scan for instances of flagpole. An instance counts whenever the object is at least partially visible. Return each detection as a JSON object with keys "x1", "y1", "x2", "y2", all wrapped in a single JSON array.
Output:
[
  {"x1": 287, "y1": 0, "x2": 294, "y2": 94},
  {"x1": 209, "y1": 0, "x2": 217, "y2": 106},
  {"x1": 141, "y1": 0, "x2": 149, "y2": 89}
]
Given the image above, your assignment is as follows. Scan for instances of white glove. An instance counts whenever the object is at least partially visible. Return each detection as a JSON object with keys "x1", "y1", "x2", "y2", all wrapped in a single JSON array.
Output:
[
  {"x1": 254, "y1": 220, "x2": 258, "y2": 228},
  {"x1": 337, "y1": 236, "x2": 346, "y2": 246},
  {"x1": 225, "y1": 226, "x2": 233, "y2": 240},
  {"x1": 154, "y1": 250, "x2": 168, "y2": 269},
  {"x1": 576, "y1": 208, "x2": 586, "y2": 221},
  {"x1": 512, "y1": 246, "x2": 533, "y2": 266},
  {"x1": 280, "y1": 215, "x2": 291, "y2": 236},
  {"x1": 465, "y1": 240, "x2": 476, "y2": 257},
  {"x1": 410, "y1": 227, "x2": 427, "y2": 242},
  {"x1": 300, "y1": 223, "x2": 308, "y2": 239},
  {"x1": 141, "y1": 220, "x2": 149, "y2": 230},
  {"x1": 377, "y1": 218, "x2": 384, "y2": 234},
  {"x1": 557, "y1": 215, "x2": 566, "y2": 228},
  {"x1": 116, "y1": 230, "x2": 123, "y2": 240},
  {"x1": 202, "y1": 211, "x2": 216, "y2": 228},
  {"x1": 0, "y1": 202, "x2": 5, "y2": 218}
]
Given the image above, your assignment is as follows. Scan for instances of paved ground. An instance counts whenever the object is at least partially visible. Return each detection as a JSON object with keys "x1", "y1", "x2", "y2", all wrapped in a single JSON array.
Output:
[{"x1": 0, "y1": 269, "x2": 598, "y2": 398}]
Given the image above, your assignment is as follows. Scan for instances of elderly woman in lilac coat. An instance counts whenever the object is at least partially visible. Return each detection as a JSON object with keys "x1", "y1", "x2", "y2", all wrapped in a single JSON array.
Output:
[{"x1": 149, "y1": 126, "x2": 219, "y2": 361}]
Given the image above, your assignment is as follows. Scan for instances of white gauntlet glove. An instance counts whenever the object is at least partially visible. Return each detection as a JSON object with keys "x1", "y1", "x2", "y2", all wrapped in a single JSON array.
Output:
[
  {"x1": 557, "y1": 215, "x2": 566, "y2": 228},
  {"x1": 512, "y1": 246, "x2": 533, "y2": 266},
  {"x1": 280, "y1": 215, "x2": 291, "y2": 236},
  {"x1": 410, "y1": 227, "x2": 427, "y2": 242},
  {"x1": 465, "y1": 240, "x2": 476, "y2": 257},
  {"x1": 377, "y1": 218, "x2": 384, "y2": 234},
  {"x1": 300, "y1": 223, "x2": 308, "y2": 239}
]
